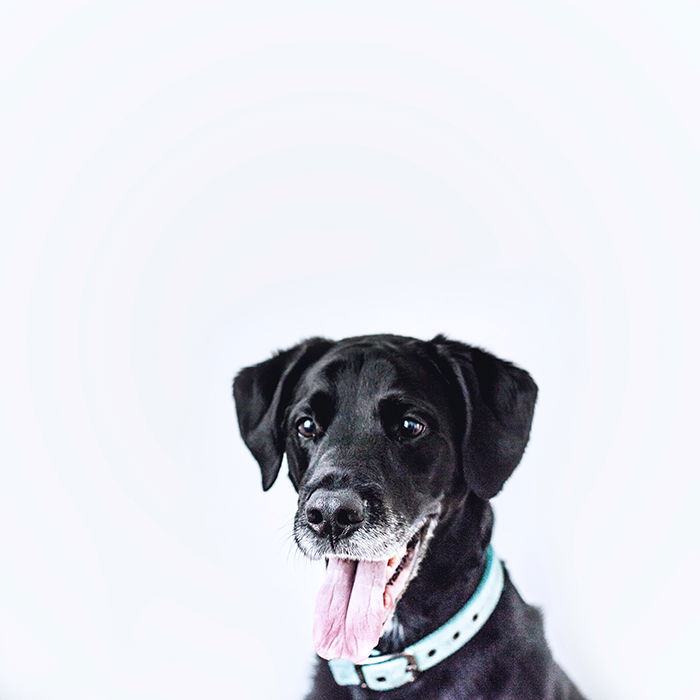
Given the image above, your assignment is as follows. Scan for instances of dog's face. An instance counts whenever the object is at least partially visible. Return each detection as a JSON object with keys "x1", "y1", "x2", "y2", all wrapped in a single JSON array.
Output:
[
  {"x1": 233, "y1": 334, "x2": 537, "y2": 662},
  {"x1": 289, "y1": 340, "x2": 457, "y2": 563}
]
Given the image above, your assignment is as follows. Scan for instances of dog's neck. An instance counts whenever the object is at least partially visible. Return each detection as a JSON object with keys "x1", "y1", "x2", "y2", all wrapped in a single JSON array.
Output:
[{"x1": 377, "y1": 492, "x2": 493, "y2": 654}]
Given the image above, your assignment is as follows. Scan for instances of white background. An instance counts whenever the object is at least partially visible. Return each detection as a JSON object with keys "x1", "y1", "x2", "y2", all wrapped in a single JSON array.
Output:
[{"x1": 1, "y1": 2, "x2": 698, "y2": 699}]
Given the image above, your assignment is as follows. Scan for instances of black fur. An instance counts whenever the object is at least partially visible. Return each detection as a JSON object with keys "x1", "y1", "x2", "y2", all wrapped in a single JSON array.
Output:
[{"x1": 233, "y1": 334, "x2": 586, "y2": 699}]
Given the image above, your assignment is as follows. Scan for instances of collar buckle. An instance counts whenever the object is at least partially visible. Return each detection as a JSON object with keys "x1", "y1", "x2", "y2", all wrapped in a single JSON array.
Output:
[{"x1": 355, "y1": 651, "x2": 419, "y2": 689}]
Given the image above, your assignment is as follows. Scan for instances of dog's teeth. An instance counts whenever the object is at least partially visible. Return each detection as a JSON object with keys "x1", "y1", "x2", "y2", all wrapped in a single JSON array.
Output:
[{"x1": 388, "y1": 546, "x2": 408, "y2": 570}]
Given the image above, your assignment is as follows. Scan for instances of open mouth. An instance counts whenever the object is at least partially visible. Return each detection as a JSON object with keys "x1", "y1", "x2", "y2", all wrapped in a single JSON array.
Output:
[{"x1": 312, "y1": 517, "x2": 435, "y2": 663}]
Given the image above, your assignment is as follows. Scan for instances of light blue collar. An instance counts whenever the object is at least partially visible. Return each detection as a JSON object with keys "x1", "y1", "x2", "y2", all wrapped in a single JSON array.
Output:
[{"x1": 327, "y1": 546, "x2": 504, "y2": 692}]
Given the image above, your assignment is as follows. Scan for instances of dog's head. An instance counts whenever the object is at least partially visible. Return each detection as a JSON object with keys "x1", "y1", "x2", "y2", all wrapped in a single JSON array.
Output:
[{"x1": 233, "y1": 334, "x2": 537, "y2": 662}]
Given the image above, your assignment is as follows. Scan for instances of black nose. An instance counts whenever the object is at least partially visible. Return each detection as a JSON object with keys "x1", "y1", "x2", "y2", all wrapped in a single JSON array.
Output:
[{"x1": 305, "y1": 489, "x2": 365, "y2": 540}]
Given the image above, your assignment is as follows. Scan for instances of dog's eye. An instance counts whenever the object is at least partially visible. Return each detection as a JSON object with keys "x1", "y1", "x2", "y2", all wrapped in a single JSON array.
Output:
[
  {"x1": 400, "y1": 418, "x2": 425, "y2": 438},
  {"x1": 297, "y1": 417, "x2": 317, "y2": 438}
]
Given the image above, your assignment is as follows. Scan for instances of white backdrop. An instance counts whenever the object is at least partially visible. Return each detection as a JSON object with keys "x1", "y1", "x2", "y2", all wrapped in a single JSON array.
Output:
[{"x1": 1, "y1": 2, "x2": 698, "y2": 699}]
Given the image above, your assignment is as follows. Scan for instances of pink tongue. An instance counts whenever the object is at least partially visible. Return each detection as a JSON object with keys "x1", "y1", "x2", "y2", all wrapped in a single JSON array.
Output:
[{"x1": 313, "y1": 558, "x2": 389, "y2": 663}]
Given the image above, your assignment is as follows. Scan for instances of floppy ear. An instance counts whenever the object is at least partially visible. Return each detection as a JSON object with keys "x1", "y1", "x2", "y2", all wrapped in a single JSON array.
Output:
[
  {"x1": 233, "y1": 337, "x2": 333, "y2": 491},
  {"x1": 432, "y1": 335, "x2": 538, "y2": 500}
]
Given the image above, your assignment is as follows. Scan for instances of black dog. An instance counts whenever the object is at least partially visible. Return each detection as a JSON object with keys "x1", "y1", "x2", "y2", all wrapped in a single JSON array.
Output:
[{"x1": 234, "y1": 334, "x2": 586, "y2": 699}]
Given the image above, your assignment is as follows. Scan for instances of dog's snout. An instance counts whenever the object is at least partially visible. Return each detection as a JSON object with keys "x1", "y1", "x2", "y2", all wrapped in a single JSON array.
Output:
[{"x1": 305, "y1": 489, "x2": 365, "y2": 540}]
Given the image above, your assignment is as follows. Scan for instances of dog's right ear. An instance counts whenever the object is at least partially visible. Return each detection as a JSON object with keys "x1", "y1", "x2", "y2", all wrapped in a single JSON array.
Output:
[{"x1": 233, "y1": 338, "x2": 333, "y2": 491}]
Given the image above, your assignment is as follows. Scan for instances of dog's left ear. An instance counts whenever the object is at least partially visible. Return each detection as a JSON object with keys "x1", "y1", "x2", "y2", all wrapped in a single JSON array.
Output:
[
  {"x1": 431, "y1": 335, "x2": 538, "y2": 500},
  {"x1": 233, "y1": 337, "x2": 334, "y2": 491}
]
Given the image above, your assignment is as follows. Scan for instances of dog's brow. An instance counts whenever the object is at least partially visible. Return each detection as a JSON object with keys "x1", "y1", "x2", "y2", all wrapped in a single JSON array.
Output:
[
  {"x1": 380, "y1": 391, "x2": 432, "y2": 407},
  {"x1": 308, "y1": 391, "x2": 334, "y2": 415},
  {"x1": 379, "y1": 393, "x2": 437, "y2": 419}
]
